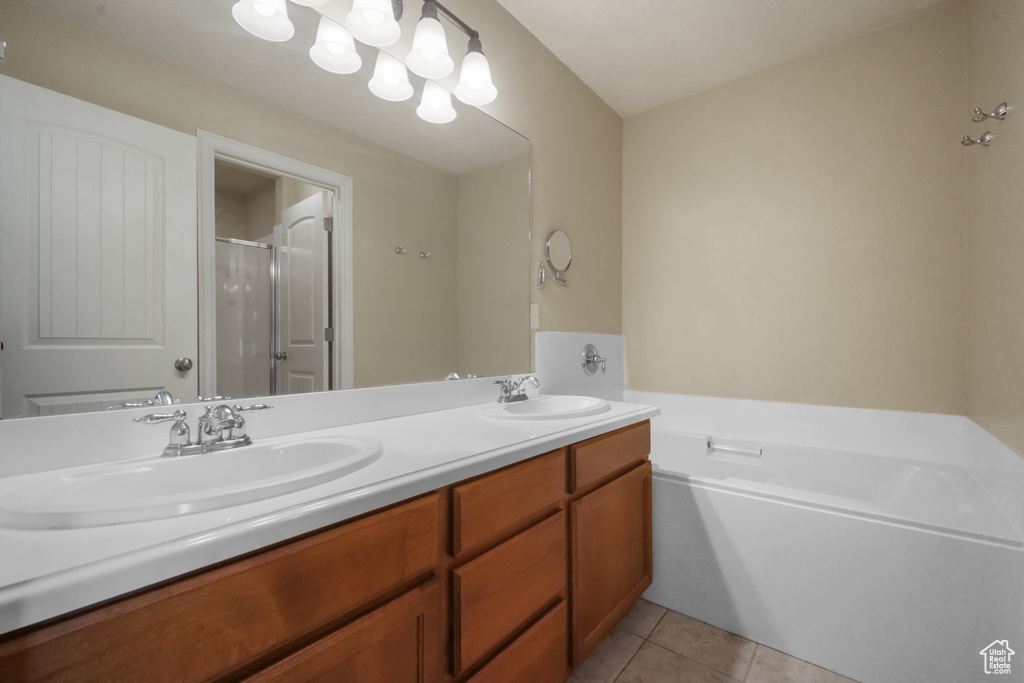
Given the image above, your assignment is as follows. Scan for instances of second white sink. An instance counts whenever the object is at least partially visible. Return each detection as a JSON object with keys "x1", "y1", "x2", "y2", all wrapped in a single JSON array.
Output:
[
  {"x1": 0, "y1": 436, "x2": 383, "y2": 529},
  {"x1": 479, "y1": 395, "x2": 610, "y2": 421}
]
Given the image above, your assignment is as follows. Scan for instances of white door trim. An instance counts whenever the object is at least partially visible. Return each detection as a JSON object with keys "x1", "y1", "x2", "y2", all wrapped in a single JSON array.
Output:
[{"x1": 197, "y1": 131, "x2": 354, "y2": 396}]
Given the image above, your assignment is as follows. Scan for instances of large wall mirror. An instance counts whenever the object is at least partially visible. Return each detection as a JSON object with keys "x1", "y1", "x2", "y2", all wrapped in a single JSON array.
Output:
[{"x1": 0, "y1": 0, "x2": 531, "y2": 419}]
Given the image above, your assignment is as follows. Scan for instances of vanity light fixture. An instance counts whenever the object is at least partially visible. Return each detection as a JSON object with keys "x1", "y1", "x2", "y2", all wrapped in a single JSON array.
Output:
[
  {"x1": 309, "y1": 16, "x2": 362, "y2": 74},
  {"x1": 454, "y1": 36, "x2": 497, "y2": 106},
  {"x1": 369, "y1": 51, "x2": 414, "y2": 101},
  {"x1": 232, "y1": 0, "x2": 295, "y2": 42},
  {"x1": 417, "y1": 80, "x2": 457, "y2": 124},
  {"x1": 231, "y1": 0, "x2": 497, "y2": 122},
  {"x1": 346, "y1": 0, "x2": 403, "y2": 47},
  {"x1": 406, "y1": 1, "x2": 454, "y2": 79}
]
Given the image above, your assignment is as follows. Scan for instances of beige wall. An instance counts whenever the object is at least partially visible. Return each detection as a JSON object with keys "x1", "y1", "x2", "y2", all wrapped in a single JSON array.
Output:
[
  {"x1": 214, "y1": 190, "x2": 247, "y2": 242},
  {"x1": 457, "y1": 154, "x2": 532, "y2": 378},
  {"x1": 623, "y1": 4, "x2": 968, "y2": 415},
  {"x1": 965, "y1": 0, "x2": 1024, "y2": 454},
  {"x1": 439, "y1": 0, "x2": 625, "y2": 342},
  {"x1": 246, "y1": 183, "x2": 277, "y2": 243}
]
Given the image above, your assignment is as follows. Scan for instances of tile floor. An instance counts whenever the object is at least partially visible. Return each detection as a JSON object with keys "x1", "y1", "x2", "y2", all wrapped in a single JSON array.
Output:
[{"x1": 570, "y1": 600, "x2": 859, "y2": 683}]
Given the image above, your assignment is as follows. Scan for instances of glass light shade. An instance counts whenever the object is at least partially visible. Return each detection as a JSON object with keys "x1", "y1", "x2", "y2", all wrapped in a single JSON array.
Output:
[
  {"x1": 232, "y1": 0, "x2": 295, "y2": 42},
  {"x1": 368, "y1": 51, "x2": 413, "y2": 101},
  {"x1": 406, "y1": 17, "x2": 454, "y2": 80},
  {"x1": 454, "y1": 50, "x2": 497, "y2": 105},
  {"x1": 309, "y1": 16, "x2": 362, "y2": 74},
  {"x1": 288, "y1": 0, "x2": 329, "y2": 5},
  {"x1": 417, "y1": 81, "x2": 457, "y2": 124},
  {"x1": 346, "y1": 0, "x2": 401, "y2": 47}
]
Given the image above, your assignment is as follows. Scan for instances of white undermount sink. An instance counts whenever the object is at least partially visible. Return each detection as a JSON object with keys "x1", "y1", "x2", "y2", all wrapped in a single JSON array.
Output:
[
  {"x1": 0, "y1": 436, "x2": 384, "y2": 530},
  {"x1": 478, "y1": 395, "x2": 611, "y2": 421}
]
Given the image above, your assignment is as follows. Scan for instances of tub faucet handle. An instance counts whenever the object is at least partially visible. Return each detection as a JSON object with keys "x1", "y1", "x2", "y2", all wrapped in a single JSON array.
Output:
[{"x1": 582, "y1": 344, "x2": 607, "y2": 375}]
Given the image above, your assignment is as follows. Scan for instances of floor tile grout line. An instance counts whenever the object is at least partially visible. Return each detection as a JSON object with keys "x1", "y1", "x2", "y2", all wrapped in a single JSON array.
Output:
[
  {"x1": 605, "y1": 601, "x2": 856, "y2": 683},
  {"x1": 610, "y1": 608, "x2": 669, "y2": 683},
  {"x1": 638, "y1": 607, "x2": 757, "y2": 683},
  {"x1": 739, "y1": 642, "x2": 764, "y2": 682}
]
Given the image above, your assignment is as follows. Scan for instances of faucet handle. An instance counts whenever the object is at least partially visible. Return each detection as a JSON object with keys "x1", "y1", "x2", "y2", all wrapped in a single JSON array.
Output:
[
  {"x1": 195, "y1": 395, "x2": 231, "y2": 403},
  {"x1": 493, "y1": 377, "x2": 514, "y2": 401},
  {"x1": 232, "y1": 403, "x2": 273, "y2": 412},
  {"x1": 133, "y1": 409, "x2": 187, "y2": 424},
  {"x1": 134, "y1": 409, "x2": 193, "y2": 457}
]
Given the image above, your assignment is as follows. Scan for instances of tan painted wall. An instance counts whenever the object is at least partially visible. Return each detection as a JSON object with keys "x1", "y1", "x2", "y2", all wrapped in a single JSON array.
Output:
[
  {"x1": 245, "y1": 183, "x2": 277, "y2": 243},
  {"x1": 214, "y1": 190, "x2": 248, "y2": 242},
  {"x1": 439, "y1": 0, "x2": 625, "y2": 342},
  {"x1": 623, "y1": 4, "x2": 967, "y2": 415},
  {"x1": 965, "y1": 0, "x2": 1024, "y2": 455},
  {"x1": 457, "y1": 154, "x2": 532, "y2": 378}
]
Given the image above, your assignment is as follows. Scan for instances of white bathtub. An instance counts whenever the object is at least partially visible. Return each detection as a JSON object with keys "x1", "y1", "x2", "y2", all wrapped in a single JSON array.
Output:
[{"x1": 645, "y1": 428, "x2": 1024, "y2": 683}]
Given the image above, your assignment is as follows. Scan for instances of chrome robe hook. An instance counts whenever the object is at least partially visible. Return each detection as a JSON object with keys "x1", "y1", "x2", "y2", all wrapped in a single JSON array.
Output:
[
  {"x1": 962, "y1": 132, "x2": 993, "y2": 147},
  {"x1": 972, "y1": 102, "x2": 1008, "y2": 122}
]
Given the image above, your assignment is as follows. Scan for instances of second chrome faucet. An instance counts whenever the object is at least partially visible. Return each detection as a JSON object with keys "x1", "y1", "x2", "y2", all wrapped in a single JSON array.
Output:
[{"x1": 493, "y1": 375, "x2": 540, "y2": 403}]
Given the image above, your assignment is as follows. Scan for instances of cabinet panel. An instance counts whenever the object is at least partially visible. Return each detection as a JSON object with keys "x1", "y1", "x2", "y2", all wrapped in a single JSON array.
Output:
[
  {"x1": 0, "y1": 494, "x2": 439, "y2": 683},
  {"x1": 451, "y1": 449, "x2": 565, "y2": 557},
  {"x1": 570, "y1": 421, "x2": 650, "y2": 493},
  {"x1": 570, "y1": 462, "x2": 652, "y2": 665},
  {"x1": 467, "y1": 599, "x2": 570, "y2": 683},
  {"x1": 452, "y1": 511, "x2": 567, "y2": 674},
  {"x1": 245, "y1": 580, "x2": 440, "y2": 683}
]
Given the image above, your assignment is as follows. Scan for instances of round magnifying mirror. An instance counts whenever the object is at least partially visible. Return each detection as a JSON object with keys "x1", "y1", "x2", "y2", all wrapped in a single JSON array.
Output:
[{"x1": 546, "y1": 230, "x2": 572, "y2": 273}]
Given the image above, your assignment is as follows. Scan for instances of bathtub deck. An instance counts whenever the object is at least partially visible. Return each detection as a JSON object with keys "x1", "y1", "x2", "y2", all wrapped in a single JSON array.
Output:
[{"x1": 571, "y1": 599, "x2": 858, "y2": 683}]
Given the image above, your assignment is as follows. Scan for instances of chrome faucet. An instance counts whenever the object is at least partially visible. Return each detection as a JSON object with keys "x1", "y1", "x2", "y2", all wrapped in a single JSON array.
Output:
[
  {"x1": 494, "y1": 375, "x2": 540, "y2": 403},
  {"x1": 135, "y1": 403, "x2": 273, "y2": 457}
]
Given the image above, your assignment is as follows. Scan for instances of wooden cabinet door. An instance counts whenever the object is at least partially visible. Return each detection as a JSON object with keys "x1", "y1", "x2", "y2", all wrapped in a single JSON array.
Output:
[
  {"x1": 246, "y1": 580, "x2": 440, "y2": 683},
  {"x1": 570, "y1": 462, "x2": 652, "y2": 665}
]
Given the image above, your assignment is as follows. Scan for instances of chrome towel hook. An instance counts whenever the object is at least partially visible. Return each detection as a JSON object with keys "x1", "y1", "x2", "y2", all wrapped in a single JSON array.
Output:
[
  {"x1": 972, "y1": 102, "x2": 1008, "y2": 122},
  {"x1": 962, "y1": 132, "x2": 993, "y2": 147}
]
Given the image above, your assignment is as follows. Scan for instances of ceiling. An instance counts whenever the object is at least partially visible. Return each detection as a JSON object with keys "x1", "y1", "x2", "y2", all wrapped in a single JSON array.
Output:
[{"x1": 494, "y1": 0, "x2": 954, "y2": 118}]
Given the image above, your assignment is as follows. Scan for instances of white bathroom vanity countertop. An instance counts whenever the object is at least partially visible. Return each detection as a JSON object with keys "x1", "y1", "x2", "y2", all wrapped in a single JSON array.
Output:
[{"x1": 0, "y1": 398, "x2": 658, "y2": 634}]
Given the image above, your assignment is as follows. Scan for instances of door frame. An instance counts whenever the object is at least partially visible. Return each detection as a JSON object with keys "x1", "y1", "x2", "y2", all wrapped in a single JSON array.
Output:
[{"x1": 197, "y1": 131, "x2": 354, "y2": 396}]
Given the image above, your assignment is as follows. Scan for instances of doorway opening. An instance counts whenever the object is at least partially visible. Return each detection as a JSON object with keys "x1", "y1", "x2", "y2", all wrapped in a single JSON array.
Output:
[{"x1": 198, "y1": 132, "x2": 354, "y2": 401}]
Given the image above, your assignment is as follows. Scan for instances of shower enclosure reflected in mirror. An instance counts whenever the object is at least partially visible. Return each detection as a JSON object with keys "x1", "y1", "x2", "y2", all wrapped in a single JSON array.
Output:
[
  {"x1": 0, "y1": 0, "x2": 531, "y2": 418},
  {"x1": 213, "y1": 161, "x2": 333, "y2": 399}
]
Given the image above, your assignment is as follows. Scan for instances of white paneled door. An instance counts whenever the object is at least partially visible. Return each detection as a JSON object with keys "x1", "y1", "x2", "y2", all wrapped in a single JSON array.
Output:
[
  {"x1": 274, "y1": 191, "x2": 329, "y2": 395},
  {"x1": 0, "y1": 76, "x2": 198, "y2": 417}
]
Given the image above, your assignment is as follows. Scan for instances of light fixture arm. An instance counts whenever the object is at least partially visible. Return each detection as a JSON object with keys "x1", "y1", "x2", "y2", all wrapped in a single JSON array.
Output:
[{"x1": 429, "y1": 0, "x2": 479, "y2": 42}]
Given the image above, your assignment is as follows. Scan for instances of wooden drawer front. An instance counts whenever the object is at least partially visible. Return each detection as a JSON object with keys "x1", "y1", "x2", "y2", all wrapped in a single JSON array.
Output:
[
  {"x1": 570, "y1": 420, "x2": 650, "y2": 493},
  {"x1": 452, "y1": 511, "x2": 567, "y2": 674},
  {"x1": 246, "y1": 580, "x2": 441, "y2": 683},
  {"x1": 467, "y1": 599, "x2": 570, "y2": 683},
  {"x1": 571, "y1": 462, "x2": 653, "y2": 664},
  {"x1": 0, "y1": 494, "x2": 439, "y2": 683},
  {"x1": 452, "y1": 449, "x2": 565, "y2": 556}
]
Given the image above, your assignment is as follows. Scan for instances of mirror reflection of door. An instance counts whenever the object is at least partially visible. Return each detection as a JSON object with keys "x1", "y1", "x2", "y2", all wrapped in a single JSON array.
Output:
[
  {"x1": 213, "y1": 161, "x2": 330, "y2": 399},
  {"x1": 275, "y1": 191, "x2": 330, "y2": 395},
  {"x1": 0, "y1": 76, "x2": 199, "y2": 417}
]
